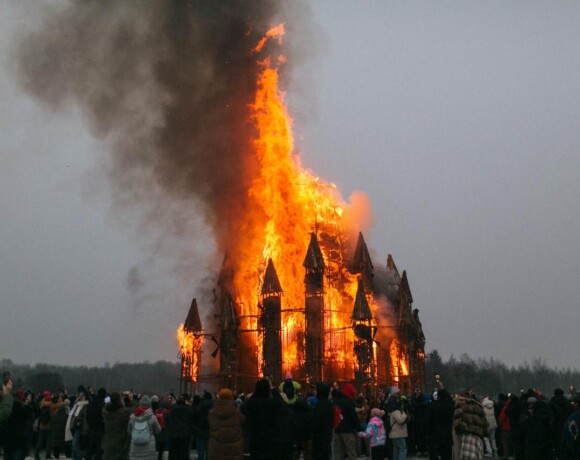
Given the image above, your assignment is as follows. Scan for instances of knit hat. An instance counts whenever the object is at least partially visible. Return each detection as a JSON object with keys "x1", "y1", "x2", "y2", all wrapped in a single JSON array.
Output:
[
  {"x1": 219, "y1": 388, "x2": 234, "y2": 400},
  {"x1": 370, "y1": 408, "x2": 385, "y2": 418},
  {"x1": 43, "y1": 391, "x2": 51, "y2": 400},
  {"x1": 77, "y1": 386, "x2": 89, "y2": 399},
  {"x1": 151, "y1": 395, "x2": 159, "y2": 403},
  {"x1": 527, "y1": 397, "x2": 537, "y2": 404},
  {"x1": 342, "y1": 383, "x2": 357, "y2": 400},
  {"x1": 285, "y1": 372, "x2": 292, "y2": 380},
  {"x1": 389, "y1": 386, "x2": 401, "y2": 395},
  {"x1": 139, "y1": 395, "x2": 152, "y2": 408}
]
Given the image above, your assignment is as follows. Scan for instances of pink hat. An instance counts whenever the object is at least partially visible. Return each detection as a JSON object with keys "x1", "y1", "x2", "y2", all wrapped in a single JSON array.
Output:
[
  {"x1": 285, "y1": 372, "x2": 292, "y2": 380},
  {"x1": 43, "y1": 391, "x2": 51, "y2": 400},
  {"x1": 371, "y1": 408, "x2": 385, "y2": 418}
]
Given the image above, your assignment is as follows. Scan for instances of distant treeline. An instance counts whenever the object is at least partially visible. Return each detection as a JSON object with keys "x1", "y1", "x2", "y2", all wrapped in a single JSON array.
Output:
[
  {"x1": 0, "y1": 359, "x2": 180, "y2": 396},
  {"x1": 2, "y1": 351, "x2": 579, "y2": 398},
  {"x1": 425, "y1": 350, "x2": 580, "y2": 397}
]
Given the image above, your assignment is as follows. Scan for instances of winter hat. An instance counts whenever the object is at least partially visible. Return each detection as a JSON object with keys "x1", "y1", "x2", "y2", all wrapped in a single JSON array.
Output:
[
  {"x1": 219, "y1": 388, "x2": 234, "y2": 400},
  {"x1": 389, "y1": 386, "x2": 401, "y2": 396},
  {"x1": 342, "y1": 383, "x2": 357, "y2": 400},
  {"x1": 139, "y1": 395, "x2": 152, "y2": 408},
  {"x1": 151, "y1": 395, "x2": 159, "y2": 403},
  {"x1": 77, "y1": 386, "x2": 89, "y2": 399},
  {"x1": 370, "y1": 408, "x2": 385, "y2": 418},
  {"x1": 285, "y1": 372, "x2": 292, "y2": 380},
  {"x1": 43, "y1": 391, "x2": 51, "y2": 400},
  {"x1": 527, "y1": 397, "x2": 537, "y2": 404}
]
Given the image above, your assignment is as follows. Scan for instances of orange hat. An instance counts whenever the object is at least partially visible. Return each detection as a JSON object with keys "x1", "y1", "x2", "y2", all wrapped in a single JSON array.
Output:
[{"x1": 218, "y1": 388, "x2": 234, "y2": 400}]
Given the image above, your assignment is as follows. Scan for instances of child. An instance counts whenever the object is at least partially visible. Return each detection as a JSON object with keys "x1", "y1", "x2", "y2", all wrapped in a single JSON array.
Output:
[{"x1": 358, "y1": 408, "x2": 387, "y2": 460}]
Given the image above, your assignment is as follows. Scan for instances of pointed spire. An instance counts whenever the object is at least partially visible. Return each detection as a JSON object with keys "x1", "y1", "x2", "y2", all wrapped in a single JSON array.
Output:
[
  {"x1": 397, "y1": 270, "x2": 413, "y2": 304},
  {"x1": 184, "y1": 298, "x2": 203, "y2": 333},
  {"x1": 352, "y1": 232, "x2": 374, "y2": 277},
  {"x1": 217, "y1": 251, "x2": 234, "y2": 287},
  {"x1": 397, "y1": 270, "x2": 413, "y2": 325},
  {"x1": 352, "y1": 278, "x2": 373, "y2": 322},
  {"x1": 222, "y1": 294, "x2": 240, "y2": 329},
  {"x1": 261, "y1": 258, "x2": 283, "y2": 295},
  {"x1": 303, "y1": 233, "x2": 325, "y2": 269}
]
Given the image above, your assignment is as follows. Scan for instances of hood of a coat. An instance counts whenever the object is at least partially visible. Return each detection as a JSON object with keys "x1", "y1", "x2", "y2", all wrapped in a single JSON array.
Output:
[
  {"x1": 212, "y1": 399, "x2": 238, "y2": 420},
  {"x1": 482, "y1": 398, "x2": 494, "y2": 409},
  {"x1": 131, "y1": 407, "x2": 154, "y2": 422}
]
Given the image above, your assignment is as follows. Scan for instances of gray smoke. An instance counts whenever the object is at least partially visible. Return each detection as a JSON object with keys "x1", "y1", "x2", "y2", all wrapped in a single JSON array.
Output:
[{"x1": 14, "y1": 0, "x2": 313, "y2": 268}]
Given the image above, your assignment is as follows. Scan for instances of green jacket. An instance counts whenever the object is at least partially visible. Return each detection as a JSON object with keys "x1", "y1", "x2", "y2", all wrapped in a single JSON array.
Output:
[{"x1": 0, "y1": 393, "x2": 14, "y2": 424}]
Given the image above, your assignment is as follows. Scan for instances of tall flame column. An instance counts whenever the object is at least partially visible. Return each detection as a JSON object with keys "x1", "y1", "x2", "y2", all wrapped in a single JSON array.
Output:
[
  {"x1": 303, "y1": 233, "x2": 325, "y2": 383},
  {"x1": 260, "y1": 259, "x2": 283, "y2": 384}
]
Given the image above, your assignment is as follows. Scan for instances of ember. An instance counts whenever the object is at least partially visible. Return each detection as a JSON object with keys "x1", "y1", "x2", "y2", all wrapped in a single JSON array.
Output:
[{"x1": 177, "y1": 25, "x2": 426, "y2": 394}]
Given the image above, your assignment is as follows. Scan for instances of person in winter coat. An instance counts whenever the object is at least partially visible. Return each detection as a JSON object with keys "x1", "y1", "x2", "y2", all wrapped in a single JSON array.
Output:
[
  {"x1": 358, "y1": 408, "x2": 386, "y2": 460},
  {"x1": 497, "y1": 397, "x2": 512, "y2": 460},
  {"x1": 452, "y1": 393, "x2": 488, "y2": 460},
  {"x1": 1, "y1": 389, "x2": 35, "y2": 460},
  {"x1": 166, "y1": 395, "x2": 194, "y2": 460},
  {"x1": 50, "y1": 400, "x2": 69, "y2": 459},
  {"x1": 208, "y1": 388, "x2": 245, "y2": 460},
  {"x1": 482, "y1": 397, "x2": 498, "y2": 457},
  {"x1": 518, "y1": 397, "x2": 553, "y2": 460},
  {"x1": 193, "y1": 391, "x2": 213, "y2": 460},
  {"x1": 66, "y1": 387, "x2": 90, "y2": 460},
  {"x1": 550, "y1": 388, "x2": 573, "y2": 459},
  {"x1": 354, "y1": 395, "x2": 370, "y2": 457},
  {"x1": 128, "y1": 395, "x2": 161, "y2": 460},
  {"x1": 426, "y1": 388, "x2": 454, "y2": 460},
  {"x1": 389, "y1": 399, "x2": 409, "y2": 460},
  {"x1": 154, "y1": 398, "x2": 171, "y2": 460},
  {"x1": 102, "y1": 392, "x2": 132, "y2": 460},
  {"x1": 35, "y1": 391, "x2": 54, "y2": 460},
  {"x1": 0, "y1": 372, "x2": 14, "y2": 423},
  {"x1": 409, "y1": 389, "x2": 428, "y2": 457},
  {"x1": 241, "y1": 378, "x2": 292, "y2": 460},
  {"x1": 561, "y1": 393, "x2": 580, "y2": 460},
  {"x1": 86, "y1": 388, "x2": 107, "y2": 460},
  {"x1": 310, "y1": 383, "x2": 333, "y2": 460},
  {"x1": 332, "y1": 383, "x2": 359, "y2": 460},
  {"x1": 290, "y1": 396, "x2": 312, "y2": 460}
]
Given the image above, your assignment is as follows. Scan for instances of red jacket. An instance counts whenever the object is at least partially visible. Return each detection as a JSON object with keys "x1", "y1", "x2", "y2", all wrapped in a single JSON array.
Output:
[{"x1": 498, "y1": 402, "x2": 510, "y2": 431}]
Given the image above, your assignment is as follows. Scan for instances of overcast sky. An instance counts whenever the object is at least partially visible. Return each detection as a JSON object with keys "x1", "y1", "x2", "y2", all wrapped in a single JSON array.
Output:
[{"x1": 1, "y1": 1, "x2": 579, "y2": 370}]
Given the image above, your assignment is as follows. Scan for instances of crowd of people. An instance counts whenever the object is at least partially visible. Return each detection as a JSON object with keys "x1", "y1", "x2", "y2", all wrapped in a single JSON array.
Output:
[{"x1": 1, "y1": 370, "x2": 579, "y2": 460}]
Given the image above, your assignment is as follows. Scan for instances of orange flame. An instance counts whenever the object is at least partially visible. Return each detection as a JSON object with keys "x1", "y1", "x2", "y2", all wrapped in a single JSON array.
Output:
[
  {"x1": 180, "y1": 24, "x2": 397, "y2": 384},
  {"x1": 177, "y1": 324, "x2": 203, "y2": 383}
]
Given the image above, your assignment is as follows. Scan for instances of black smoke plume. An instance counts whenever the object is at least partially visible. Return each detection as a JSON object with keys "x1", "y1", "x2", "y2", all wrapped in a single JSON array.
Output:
[{"x1": 14, "y1": 0, "x2": 312, "y2": 267}]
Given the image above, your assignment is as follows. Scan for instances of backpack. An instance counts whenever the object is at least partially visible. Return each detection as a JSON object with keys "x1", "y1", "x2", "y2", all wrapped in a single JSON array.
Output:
[
  {"x1": 131, "y1": 419, "x2": 151, "y2": 445},
  {"x1": 38, "y1": 406, "x2": 51, "y2": 424},
  {"x1": 332, "y1": 404, "x2": 343, "y2": 429},
  {"x1": 155, "y1": 409, "x2": 167, "y2": 430},
  {"x1": 283, "y1": 379, "x2": 295, "y2": 401}
]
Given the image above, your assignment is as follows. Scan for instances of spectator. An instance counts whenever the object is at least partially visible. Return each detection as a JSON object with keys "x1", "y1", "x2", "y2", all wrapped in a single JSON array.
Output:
[
  {"x1": 103, "y1": 392, "x2": 132, "y2": 460},
  {"x1": 127, "y1": 395, "x2": 161, "y2": 460},
  {"x1": 208, "y1": 388, "x2": 245, "y2": 460}
]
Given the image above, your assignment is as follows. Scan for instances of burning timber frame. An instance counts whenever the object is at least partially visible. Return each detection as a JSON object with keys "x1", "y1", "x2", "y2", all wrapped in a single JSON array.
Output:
[{"x1": 178, "y1": 232, "x2": 426, "y2": 395}]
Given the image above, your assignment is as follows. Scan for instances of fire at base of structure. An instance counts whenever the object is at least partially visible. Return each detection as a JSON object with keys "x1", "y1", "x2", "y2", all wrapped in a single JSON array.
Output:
[{"x1": 177, "y1": 232, "x2": 426, "y2": 395}]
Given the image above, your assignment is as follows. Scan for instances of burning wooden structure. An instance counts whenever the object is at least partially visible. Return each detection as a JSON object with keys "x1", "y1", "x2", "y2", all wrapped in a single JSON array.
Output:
[
  {"x1": 177, "y1": 299, "x2": 203, "y2": 396},
  {"x1": 177, "y1": 234, "x2": 426, "y2": 395},
  {"x1": 175, "y1": 25, "x2": 426, "y2": 395}
]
